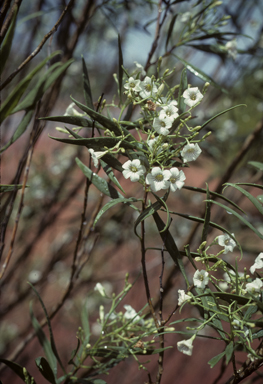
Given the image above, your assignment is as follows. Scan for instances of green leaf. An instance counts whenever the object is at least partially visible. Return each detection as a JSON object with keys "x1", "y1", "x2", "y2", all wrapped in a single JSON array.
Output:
[
  {"x1": 29, "y1": 283, "x2": 65, "y2": 375},
  {"x1": 81, "y1": 305, "x2": 91, "y2": 345},
  {"x1": 0, "y1": 184, "x2": 24, "y2": 193},
  {"x1": 0, "y1": 51, "x2": 60, "y2": 123},
  {"x1": 76, "y1": 157, "x2": 122, "y2": 199},
  {"x1": 118, "y1": 34, "x2": 123, "y2": 104},
  {"x1": 173, "y1": 54, "x2": 227, "y2": 92},
  {"x1": 68, "y1": 338, "x2": 80, "y2": 365},
  {"x1": 201, "y1": 184, "x2": 211, "y2": 243},
  {"x1": 225, "y1": 341, "x2": 234, "y2": 365},
  {"x1": 49, "y1": 135, "x2": 134, "y2": 151},
  {"x1": 0, "y1": 358, "x2": 36, "y2": 383},
  {"x1": 13, "y1": 60, "x2": 74, "y2": 113},
  {"x1": 153, "y1": 211, "x2": 190, "y2": 287},
  {"x1": 178, "y1": 68, "x2": 187, "y2": 113},
  {"x1": 40, "y1": 114, "x2": 92, "y2": 127},
  {"x1": 198, "y1": 292, "x2": 251, "y2": 306},
  {"x1": 165, "y1": 14, "x2": 178, "y2": 50},
  {"x1": 208, "y1": 351, "x2": 226, "y2": 368},
  {"x1": 94, "y1": 197, "x2": 139, "y2": 226},
  {"x1": 225, "y1": 183, "x2": 263, "y2": 215},
  {"x1": 100, "y1": 159, "x2": 125, "y2": 193},
  {"x1": 70, "y1": 96, "x2": 125, "y2": 136},
  {"x1": 0, "y1": 5, "x2": 18, "y2": 76},
  {"x1": 82, "y1": 56, "x2": 94, "y2": 110},
  {"x1": 35, "y1": 357, "x2": 57, "y2": 384},
  {"x1": 152, "y1": 192, "x2": 171, "y2": 233},
  {"x1": 183, "y1": 185, "x2": 246, "y2": 214},
  {"x1": 200, "y1": 104, "x2": 246, "y2": 131},
  {"x1": 207, "y1": 199, "x2": 263, "y2": 241},
  {"x1": 133, "y1": 191, "x2": 169, "y2": 238},
  {"x1": 248, "y1": 161, "x2": 263, "y2": 171},
  {"x1": 0, "y1": 110, "x2": 34, "y2": 153},
  {"x1": 30, "y1": 302, "x2": 57, "y2": 377}
]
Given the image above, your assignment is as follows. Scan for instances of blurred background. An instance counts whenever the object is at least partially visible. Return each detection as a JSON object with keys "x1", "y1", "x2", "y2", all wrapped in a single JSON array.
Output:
[{"x1": 1, "y1": 0, "x2": 263, "y2": 383}]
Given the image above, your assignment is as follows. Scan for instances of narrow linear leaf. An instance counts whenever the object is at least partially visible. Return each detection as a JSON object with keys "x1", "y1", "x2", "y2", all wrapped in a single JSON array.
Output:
[
  {"x1": 40, "y1": 115, "x2": 92, "y2": 127},
  {"x1": 174, "y1": 54, "x2": 227, "y2": 92},
  {"x1": 248, "y1": 161, "x2": 263, "y2": 171},
  {"x1": 82, "y1": 56, "x2": 94, "y2": 110},
  {"x1": 208, "y1": 351, "x2": 226, "y2": 368},
  {"x1": 0, "y1": 51, "x2": 60, "y2": 123},
  {"x1": 225, "y1": 341, "x2": 234, "y2": 365},
  {"x1": 152, "y1": 191, "x2": 171, "y2": 233},
  {"x1": 183, "y1": 185, "x2": 246, "y2": 214},
  {"x1": 118, "y1": 34, "x2": 123, "y2": 104},
  {"x1": 207, "y1": 199, "x2": 263, "y2": 240},
  {"x1": 35, "y1": 357, "x2": 57, "y2": 384},
  {"x1": 0, "y1": 359, "x2": 36, "y2": 383},
  {"x1": 178, "y1": 68, "x2": 187, "y2": 113},
  {"x1": 29, "y1": 283, "x2": 65, "y2": 375},
  {"x1": 165, "y1": 14, "x2": 177, "y2": 50},
  {"x1": 234, "y1": 182, "x2": 263, "y2": 191},
  {"x1": 100, "y1": 159, "x2": 125, "y2": 193},
  {"x1": 0, "y1": 110, "x2": 34, "y2": 153},
  {"x1": 76, "y1": 157, "x2": 122, "y2": 199},
  {"x1": 0, "y1": 5, "x2": 18, "y2": 76},
  {"x1": 153, "y1": 211, "x2": 189, "y2": 287},
  {"x1": 201, "y1": 184, "x2": 211, "y2": 243},
  {"x1": 0, "y1": 184, "x2": 24, "y2": 193},
  {"x1": 29, "y1": 302, "x2": 57, "y2": 376},
  {"x1": 94, "y1": 197, "x2": 139, "y2": 226},
  {"x1": 225, "y1": 183, "x2": 263, "y2": 215},
  {"x1": 201, "y1": 105, "x2": 246, "y2": 130},
  {"x1": 68, "y1": 338, "x2": 80, "y2": 365},
  {"x1": 70, "y1": 96, "x2": 125, "y2": 136}
]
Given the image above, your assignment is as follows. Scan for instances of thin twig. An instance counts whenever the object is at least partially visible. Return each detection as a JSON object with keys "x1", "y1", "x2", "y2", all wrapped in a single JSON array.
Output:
[
  {"x1": 0, "y1": 0, "x2": 22, "y2": 44},
  {"x1": 0, "y1": 0, "x2": 75, "y2": 91}
]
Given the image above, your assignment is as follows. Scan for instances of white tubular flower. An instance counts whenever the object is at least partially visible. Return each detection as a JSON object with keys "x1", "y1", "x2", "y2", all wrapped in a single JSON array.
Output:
[
  {"x1": 64, "y1": 102, "x2": 83, "y2": 116},
  {"x1": 122, "y1": 159, "x2": 146, "y2": 182},
  {"x1": 250, "y1": 253, "x2": 263, "y2": 274},
  {"x1": 183, "y1": 87, "x2": 203, "y2": 107},
  {"x1": 134, "y1": 61, "x2": 146, "y2": 77},
  {"x1": 124, "y1": 305, "x2": 144, "y2": 324},
  {"x1": 89, "y1": 149, "x2": 107, "y2": 167},
  {"x1": 146, "y1": 167, "x2": 171, "y2": 192},
  {"x1": 177, "y1": 335, "x2": 195, "y2": 356},
  {"x1": 246, "y1": 278, "x2": 263, "y2": 295},
  {"x1": 124, "y1": 77, "x2": 142, "y2": 93},
  {"x1": 169, "y1": 168, "x2": 186, "y2": 192},
  {"x1": 94, "y1": 283, "x2": 106, "y2": 297},
  {"x1": 153, "y1": 116, "x2": 173, "y2": 136},
  {"x1": 159, "y1": 103, "x2": 179, "y2": 120},
  {"x1": 217, "y1": 233, "x2": 236, "y2": 254},
  {"x1": 225, "y1": 39, "x2": 237, "y2": 60},
  {"x1": 181, "y1": 143, "x2": 202, "y2": 163},
  {"x1": 178, "y1": 290, "x2": 192, "y2": 306},
  {"x1": 193, "y1": 269, "x2": 209, "y2": 289},
  {"x1": 139, "y1": 76, "x2": 158, "y2": 99}
]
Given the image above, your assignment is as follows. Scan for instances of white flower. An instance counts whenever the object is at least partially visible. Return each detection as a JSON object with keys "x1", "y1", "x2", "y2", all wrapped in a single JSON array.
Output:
[
  {"x1": 177, "y1": 335, "x2": 195, "y2": 356},
  {"x1": 246, "y1": 278, "x2": 263, "y2": 295},
  {"x1": 183, "y1": 87, "x2": 203, "y2": 107},
  {"x1": 146, "y1": 167, "x2": 171, "y2": 192},
  {"x1": 232, "y1": 319, "x2": 250, "y2": 337},
  {"x1": 64, "y1": 102, "x2": 83, "y2": 116},
  {"x1": 122, "y1": 159, "x2": 146, "y2": 182},
  {"x1": 225, "y1": 39, "x2": 237, "y2": 60},
  {"x1": 147, "y1": 137, "x2": 162, "y2": 155},
  {"x1": 139, "y1": 76, "x2": 158, "y2": 99},
  {"x1": 124, "y1": 77, "x2": 142, "y2": 93},
  {"x1": 193, "y1": 269, "x2": 209, "y2": 289},
  {"x1": 153, "y1": 115, "x2": 173, "y2": 136},
  {"x1": 123, "y1": 305, "x2": 144, "y2": 324},
  {"x1": 181, "y1": 143, "x2": 202, "y2": 163},
  {"x1": 94, "y1": 283, "x2": 106, "y2": 297},
  {"x1": 159, "y1": 103, "x2": 179, "y2": 121},
  {"x1": 134, "y1": 61, "x2": 146, "y2": 77},
  {"x1": 250, "y1": 253, "x2": 263, "y2": 274},
  {"x1": 217, "y1": 233, "x2": 236, "y2": 254},
  {"x1": 178, "y1": 290, "x2": 192, "y2": 306},
  {"x1": 169, "y1": 168, "x2": 186, "y2": 192},
  {"x1": 89, "y1": 149, "x2": 107, "y2": 167}
]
